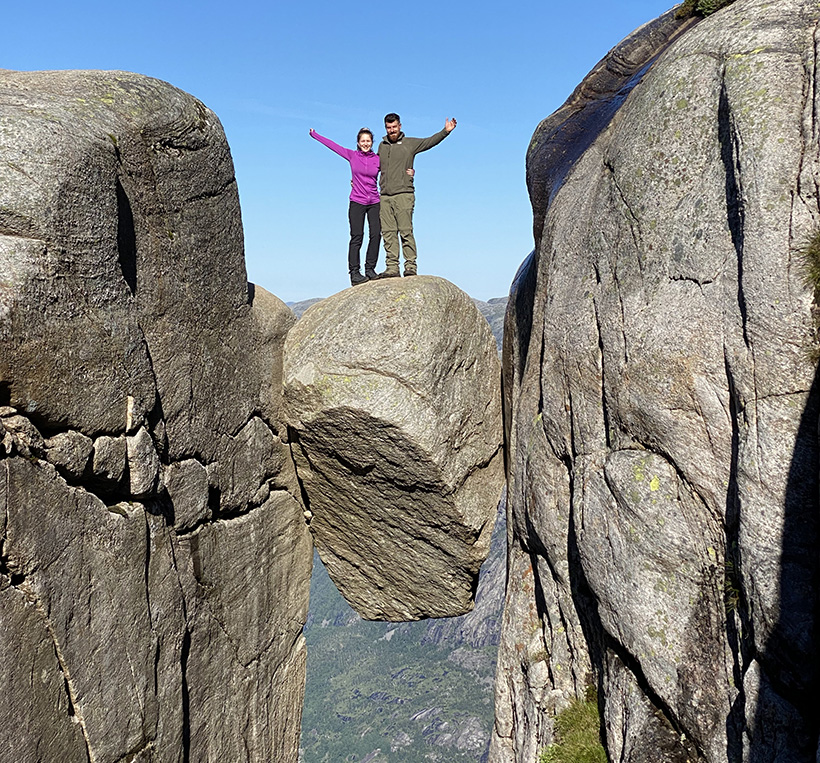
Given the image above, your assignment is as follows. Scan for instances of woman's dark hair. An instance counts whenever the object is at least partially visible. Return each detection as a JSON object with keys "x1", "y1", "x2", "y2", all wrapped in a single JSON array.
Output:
[{"x1": 357, "y1": 128, "x2": 374, "y2": 144}]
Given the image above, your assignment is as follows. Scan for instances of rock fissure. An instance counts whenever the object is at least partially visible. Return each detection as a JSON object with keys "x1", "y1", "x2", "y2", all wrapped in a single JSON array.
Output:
[
  {"x1": 180, "y1": 176, "x2": 239, "y2": 208},
  {"x1": 173, "y1": 488, "x2": 291, "y2": 539},
  {"x1": 0, "y1": 461, "x2": 8, "y2": 571},
  {"x1": 604, "y1": 631, "x2": 703, "y2": 760},
  {"x1": 1, "y1": 158, "x2": 39, "y2": 183},
  {"x1": 0, "y1": 225, "x2": 43, "y2": 242},
  {"x1": 722, "y1": 349, "x2": 757, "y2": 747},
  {"x1": 115, "y1": 177, "x2": 138, "y2": 295},
  {"x1": 143, "y1": 511, "x2": 153, "y2": 626},
  {"x1": 113, "y1": 739, "x2": 155, "y2": 763},
  {"x1": 718, "y1": 67, "x2": 750, "y2": 352},
  {"x1": 605, "y1": 158, "x2": 645, "y2": 278},
  {"x1": 530, "y1": 545, "x2": 573, "y2": 678},
  {"x1": 756, "y1": 388, "x2": 812, "y2": 401},
  {"x1": 285, "y1": 439, "x2": 313, "y2": 520},
  {"x1": 180, "y1": 627, "x2": 191, "y2": 763},
  {"x1": 592, "y1": 300, "x2": 614, "y2": 450},
  {"x1": 30, "y1": 591, "x2": 96, "y2": 763},
  {"x1": 670, "y1": 273, "x2": 714, "y2": 288},
  {"x1": 812, "y1": 20, "x2": 820, "y2": 150},
  {"x1": 449, "y1": 443, "x2": 505, "y2": 496},
  {"x1": 593, "y1": 260, "x2": 631, "y2": 366}
]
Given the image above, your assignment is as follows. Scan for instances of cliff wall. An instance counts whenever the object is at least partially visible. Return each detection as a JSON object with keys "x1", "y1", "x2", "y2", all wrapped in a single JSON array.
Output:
[
  {"x1": 493, "y1": 1, "x2": 820, "y2": 760},
  {"x1": 0, "y1": 69, "x2": 311, "y2": 761}
]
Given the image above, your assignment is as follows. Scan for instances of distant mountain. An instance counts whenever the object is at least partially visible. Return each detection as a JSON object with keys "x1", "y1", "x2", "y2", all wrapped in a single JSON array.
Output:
[
  {"x1": 288, "y1": 297, "x2": 324, "y2": 318},
  {"x1": 471, "y1": 297, "x2": 507, "y2": 353}
]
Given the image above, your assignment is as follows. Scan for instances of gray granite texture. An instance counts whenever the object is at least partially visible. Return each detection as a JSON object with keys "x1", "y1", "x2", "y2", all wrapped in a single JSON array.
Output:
[
  {"x1": 284, "y1": 276, "x2": 504, "y2": 622},
  {"x1": 0, "y1": 69, "x2": 311, "y2": 762},
  {"x1": 492, "y1": 1, "x2": 820, "y2": 760}
]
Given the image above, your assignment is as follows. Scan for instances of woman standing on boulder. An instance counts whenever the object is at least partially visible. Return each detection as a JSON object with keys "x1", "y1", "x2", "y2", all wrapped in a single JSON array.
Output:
[{"x1": 310, "y1": 127, "x2": 383, "y2": 286}]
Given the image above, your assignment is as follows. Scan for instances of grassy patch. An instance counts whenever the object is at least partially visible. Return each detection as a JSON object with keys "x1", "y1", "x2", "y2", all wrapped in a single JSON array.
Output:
[
  {"x1": 724, "y1": 558, "x2": 741, "y2": 614},
  {"x1": 797, "y1": 229, "x2": 820, "y2": 363},
  {"x1": 540, "y1": 689, "x2": 606, "y2": 763},
  {"x1": 798, "y1": 230, "x2": 820, "y2": 299},
  {"x1": 675, "y1": 0, "x2": 735, "y2": 19}
]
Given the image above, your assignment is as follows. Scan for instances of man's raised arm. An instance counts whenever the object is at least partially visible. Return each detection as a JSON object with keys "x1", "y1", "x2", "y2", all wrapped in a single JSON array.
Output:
[{"x1": 413, "y1": 117, "x2": 457, "y2": 153}]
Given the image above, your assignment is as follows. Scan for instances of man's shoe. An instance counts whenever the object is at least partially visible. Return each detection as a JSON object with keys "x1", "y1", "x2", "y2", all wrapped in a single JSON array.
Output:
[
  {"x1": 364, "y1": 268, "x2": 379, "y2": 280},
  {"x1": 350, "y1": 270, "x2": 368, "y2": 286},
  {"x1": 378, "y1": 270, "x2": 401, "y2": 279},
  {"x1": 403, "y1": 270, "x2": 417, "y2": 277}
]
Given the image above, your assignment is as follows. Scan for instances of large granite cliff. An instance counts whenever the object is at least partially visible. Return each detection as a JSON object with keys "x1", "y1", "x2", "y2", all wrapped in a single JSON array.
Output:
[
  {"x1": 0, "y1": 69, "x2": 312, "y2": 761},
  {"x1": 494, "y1": 0, "x2": 820, "y2": 760}
]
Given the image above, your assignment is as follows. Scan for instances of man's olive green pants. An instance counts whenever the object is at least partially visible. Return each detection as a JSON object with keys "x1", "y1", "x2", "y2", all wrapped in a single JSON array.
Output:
[{"x1": 379, "y1": 192, "x2": 417, "y2": 275}]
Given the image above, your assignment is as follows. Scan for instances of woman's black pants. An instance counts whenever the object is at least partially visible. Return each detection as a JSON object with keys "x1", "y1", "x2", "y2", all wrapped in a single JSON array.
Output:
[{"x1": 348, "y1": 201, "x2": 381, "y2": 273}]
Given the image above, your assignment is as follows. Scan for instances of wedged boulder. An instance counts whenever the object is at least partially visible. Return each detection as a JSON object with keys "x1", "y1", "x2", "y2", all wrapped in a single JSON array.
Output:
[
  {"x1": 495, "y1": 0, "x2": 820, "y2": 761},
  {"x1": 284, "y1": 275, "x2": 504, "y2": 621},
  {"x1": 0, "y1": 70, "x2": 310, "y2": 762}
]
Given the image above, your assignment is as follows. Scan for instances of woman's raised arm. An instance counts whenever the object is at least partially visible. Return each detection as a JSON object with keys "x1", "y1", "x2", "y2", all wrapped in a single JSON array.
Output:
[{"x1": 309, "y1": 129, "x2": 354, "y2": 161}]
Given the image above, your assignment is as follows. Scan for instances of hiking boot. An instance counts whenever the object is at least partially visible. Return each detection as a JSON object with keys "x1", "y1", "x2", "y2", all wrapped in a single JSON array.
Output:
[
  {"x1": 350, "y1": 270, "x2": 368, "y2": 286},
  {"x1": 378, "y1": 270, "x2": 401, "y2": 279},
  {"x1": 364, "y1": 268, "x2": 379, "y2": 280},
  {"x1": 403, "y1": 270, "x2": 417, "y2": 277}
]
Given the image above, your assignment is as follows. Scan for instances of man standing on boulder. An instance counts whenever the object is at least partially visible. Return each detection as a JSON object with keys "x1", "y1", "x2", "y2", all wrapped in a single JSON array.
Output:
[{"x1": 377, "y1": 113, "x2": 457, "y2": 278}]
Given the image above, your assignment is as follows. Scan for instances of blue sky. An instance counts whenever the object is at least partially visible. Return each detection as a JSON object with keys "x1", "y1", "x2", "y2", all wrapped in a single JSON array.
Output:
[{"x1": 5, "y1": 0, "x2": 674, "y2": 302}]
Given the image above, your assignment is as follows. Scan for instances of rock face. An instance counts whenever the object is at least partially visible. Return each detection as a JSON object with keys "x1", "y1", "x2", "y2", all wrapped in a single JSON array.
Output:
[
  {"x1": 284, "y1": 276, "x2": 504, "y2": 621},
  {"x1": 493, "y1": 1, "x2": 820, "y2": 761},
  {"x1": 0, "y1": 70, "x2": 311, "y2": 761}
]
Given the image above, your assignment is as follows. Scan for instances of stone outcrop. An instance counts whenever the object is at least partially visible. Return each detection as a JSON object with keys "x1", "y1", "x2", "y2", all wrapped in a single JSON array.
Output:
[
  {"x1": 283, "y1": 276, "x2": 504, "y2": 621},
  {"x1": 493, "y1": 1, "x2": 820, "y2": 761},
  {"x1": 0, "y1": 70, "x2": 311, "y2": 761}
]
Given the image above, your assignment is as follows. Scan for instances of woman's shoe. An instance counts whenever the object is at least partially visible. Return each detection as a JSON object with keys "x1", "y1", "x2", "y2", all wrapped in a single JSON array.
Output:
[
  {"x1": 350, "y1": 270, "x2": 368, "y2": 286},
  {"x1": 364, "y1": 268, "x2": 379, "y2": 280}
]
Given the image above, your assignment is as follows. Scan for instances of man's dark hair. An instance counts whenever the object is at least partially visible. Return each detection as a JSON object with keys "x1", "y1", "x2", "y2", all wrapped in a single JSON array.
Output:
[{"x1": 384, "y1": 113, "x2": 401, "y2": 124}]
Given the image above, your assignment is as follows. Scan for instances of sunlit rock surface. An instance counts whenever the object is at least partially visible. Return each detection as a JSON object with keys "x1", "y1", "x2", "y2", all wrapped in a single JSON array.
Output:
[
  {"x1": 0, "y1": 70, "x2": 311, "y2": 762},
  {"x1": 284, "y1": 276, "x2": 504, "y2": 621},
  {"x1": 493, "y1": 1, "x2": 820, "y2": 761}
]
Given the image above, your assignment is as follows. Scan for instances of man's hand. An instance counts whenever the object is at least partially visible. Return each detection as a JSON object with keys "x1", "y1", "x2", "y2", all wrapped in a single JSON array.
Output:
[
  {"x1": 445, "y1": 117, "x2": 457, "y2": 133},
  {"x1": 406, "y1": 168, "x2": 415, "y2": 177}
]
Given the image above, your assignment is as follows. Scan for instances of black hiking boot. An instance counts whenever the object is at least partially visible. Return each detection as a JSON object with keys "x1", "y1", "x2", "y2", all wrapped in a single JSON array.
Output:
[{"x1": 350, "y1": 270, "x2": 368, "y2": 286}]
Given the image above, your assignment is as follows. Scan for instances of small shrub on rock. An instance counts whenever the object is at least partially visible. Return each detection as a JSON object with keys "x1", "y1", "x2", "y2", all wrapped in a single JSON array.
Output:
[
  {"x1": 797, "y1": 229, "x2": 820, "y2": 363},
  {"x1": 798, "y1": 230, "x2": 820, "y2": 299},
  {"x1": 675, "y1": 0, "x2": 735, "y2": 19},
  {"x1": 540, "y1": 688, "x2": 606, "y2": 763}
]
